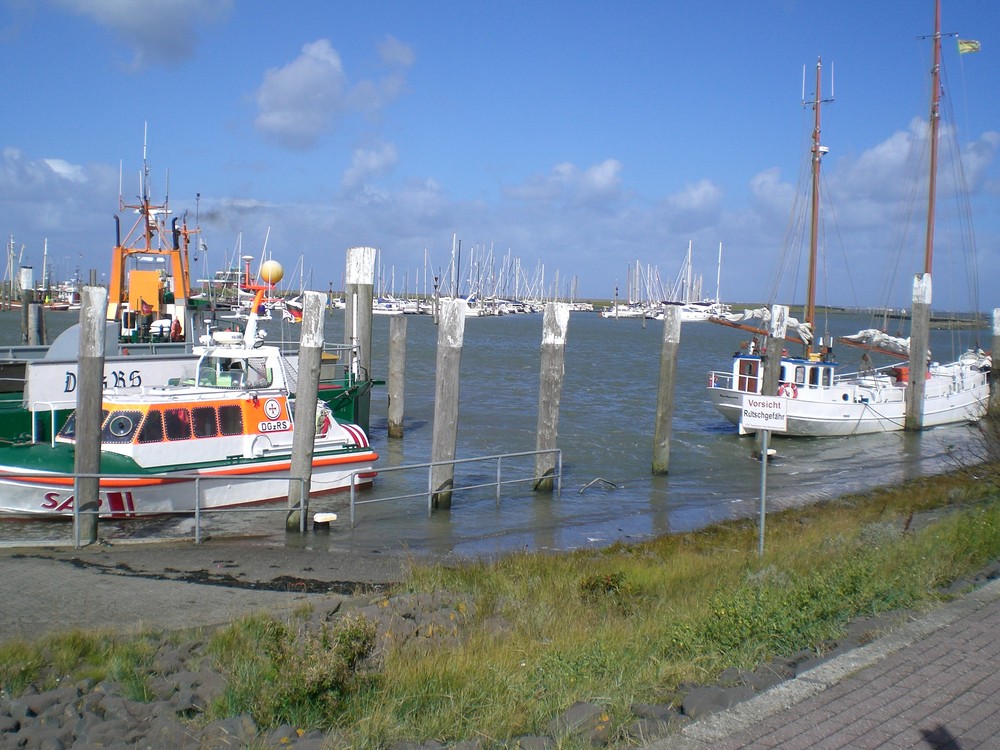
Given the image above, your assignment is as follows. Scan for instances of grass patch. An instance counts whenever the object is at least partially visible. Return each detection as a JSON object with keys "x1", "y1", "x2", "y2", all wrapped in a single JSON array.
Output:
[{"x1": 0, "y1": 629, "x2": 163, "y2": 700}]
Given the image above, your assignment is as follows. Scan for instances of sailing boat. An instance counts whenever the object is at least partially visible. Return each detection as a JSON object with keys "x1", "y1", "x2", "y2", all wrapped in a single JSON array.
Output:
[
  {"x1": 656, "y1": 241, "x2": 730, "y2": 322},
  {"x1": 707, "y1": 12, "x2": 990, "y2": 437}
]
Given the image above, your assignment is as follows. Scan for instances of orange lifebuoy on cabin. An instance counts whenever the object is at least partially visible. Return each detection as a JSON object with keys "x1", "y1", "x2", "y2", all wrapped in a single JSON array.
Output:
[
  {"x1": 170, "y1": 318, "x2": 182, "y2": 342},
  {"x1": 778, "y1": 382, "x2": 798, "y2": 399}
]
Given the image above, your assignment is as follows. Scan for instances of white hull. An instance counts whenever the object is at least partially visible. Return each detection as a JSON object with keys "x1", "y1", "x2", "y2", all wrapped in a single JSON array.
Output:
[
  {"x1": 0, "y1": 451, "x2": 377, "y2": 519},
  {"x1": 709, "y1": 358, "x2": 989, "y2": 437}
]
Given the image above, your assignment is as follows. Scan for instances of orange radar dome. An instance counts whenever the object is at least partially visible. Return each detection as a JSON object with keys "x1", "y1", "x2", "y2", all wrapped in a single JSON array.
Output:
[{"x1": 259, "y1": 259, "x2": 284, "y2": 285}]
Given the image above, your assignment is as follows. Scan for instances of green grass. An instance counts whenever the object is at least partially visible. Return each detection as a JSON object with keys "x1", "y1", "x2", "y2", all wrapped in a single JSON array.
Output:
[{"x1": 2, "y1": 469, "x2": 999, "y2": 748}]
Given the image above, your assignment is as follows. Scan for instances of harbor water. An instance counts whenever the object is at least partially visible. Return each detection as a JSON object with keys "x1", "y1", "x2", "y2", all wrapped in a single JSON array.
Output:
[{"x1": 0, "y1": 307, "x2": 988, "y2": 557}]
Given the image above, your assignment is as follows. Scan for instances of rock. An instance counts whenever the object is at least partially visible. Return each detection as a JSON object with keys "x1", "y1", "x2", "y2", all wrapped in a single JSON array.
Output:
[
  {"x1": 506, "y1": 735, "x2": 554, "y2": 749},
  {"x1": 681, "y1": 685, "x2": 757, "y2": 719},
  {"x1": 198, "y1": 714, "x2": 259, "y2": 747},
  {"x1": 547, "y1": 701, "x2": 611, "y2": 746}
]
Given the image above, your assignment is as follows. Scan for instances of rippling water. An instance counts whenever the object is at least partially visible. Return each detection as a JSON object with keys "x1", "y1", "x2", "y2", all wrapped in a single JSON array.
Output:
[{"x1": 0, "y1": 307, "x2": 988, "y2": 555}]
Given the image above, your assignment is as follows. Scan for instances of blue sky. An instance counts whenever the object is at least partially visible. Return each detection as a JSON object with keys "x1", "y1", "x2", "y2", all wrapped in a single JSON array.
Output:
[{"x1": 1, "y1": 0, "x2": 997, "y2": 312}]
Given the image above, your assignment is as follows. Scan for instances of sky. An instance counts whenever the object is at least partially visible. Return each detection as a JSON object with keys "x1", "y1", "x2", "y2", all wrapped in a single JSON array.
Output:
[{"x1": 1, "y1": 0, "x2": 998, "y2": 313}]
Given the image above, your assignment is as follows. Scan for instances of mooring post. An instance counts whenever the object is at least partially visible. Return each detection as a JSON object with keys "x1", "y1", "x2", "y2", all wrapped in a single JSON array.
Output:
[
  {"x1": 74, "y1": 286, "x2": 108, "y2": 546},
  {"x1": 754, "y1": 304, "x2": 788, "y2": 458},
  {"x1": 990, "y1": 308, "x2": 1000, "y2": 417},
  {"x1": 19, "y1": 267, "x2": 33, "y2": 343},
  {"x1": 27, "y1": 302, "x2": 43, "y2": 346},
  {"x1": 430, "y1": 297, "x2": 467, "y2": 508},
  {"x1": 905, "y1": 273, "x2": 932, "y2": 431},
  {"x1": 652, "y1": 305, "x2": 681, "y2": 474},
  {"x1": 387, "y1": 314, "x2": 407, "y2": 438},
  {"x1": 534, "y1": 302, "x2": 570, "y2": 491},
  {"x1": 343, "y1": 246, "x2": 376, "y2": 431},
  {"x1": 287, "y1": 291, "x2": 325, "y2": 532}
]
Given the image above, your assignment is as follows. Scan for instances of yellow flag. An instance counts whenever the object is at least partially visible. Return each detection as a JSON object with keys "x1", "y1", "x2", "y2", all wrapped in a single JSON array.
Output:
[{"x1": 958, "y1": 39, "x2": 981, "y2": 54}]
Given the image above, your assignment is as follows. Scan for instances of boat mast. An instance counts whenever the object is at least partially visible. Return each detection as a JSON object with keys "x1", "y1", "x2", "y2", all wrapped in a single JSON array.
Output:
[
  {"x1": 804, "y1": 57, "x2": 832, "y2": 356},
  {"x1": 923, "y1": 0, "x2": 941, "y2": 275},
  {"x1": 715, "y1": 241, "x2": 722, "y2": 304}
]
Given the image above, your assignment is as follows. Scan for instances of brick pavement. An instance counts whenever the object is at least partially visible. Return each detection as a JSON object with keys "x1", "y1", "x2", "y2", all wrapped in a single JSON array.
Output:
[{"x1": 653, "y1": 578, "x2": 1000, "y2": 749}]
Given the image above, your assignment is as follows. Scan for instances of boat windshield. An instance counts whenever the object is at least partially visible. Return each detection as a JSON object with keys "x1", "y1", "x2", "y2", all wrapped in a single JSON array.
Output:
[
  {"x1": 57, "y1": 410, "x2": 111, "y2": 441},
  {"x1": 196, "y1": 355, "x2": 272, "y2": 389}
]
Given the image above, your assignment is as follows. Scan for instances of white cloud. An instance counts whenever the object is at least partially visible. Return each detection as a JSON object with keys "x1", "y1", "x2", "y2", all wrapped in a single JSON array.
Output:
[
  {"x1": 667, "y1": 178, "x2": 721, "y2": 213},
  {"x1": 342, "y1": 142, "x2": 399, "y2": 190},
  {"x1": 42, "y1": 158, "x2": 87, "y2": 183},
  {"x1": 254, "y1": 39, "x2": 348, "y2": 151},
  {"x1": 504, "y1": 159, "x2": 623, "y2": 205},
  {"x1": 49, "y1": 0, "x2": 232, "y2": 69},
  {"x1": 254, "y1": 36, "x2": 414, "y2": 150}
]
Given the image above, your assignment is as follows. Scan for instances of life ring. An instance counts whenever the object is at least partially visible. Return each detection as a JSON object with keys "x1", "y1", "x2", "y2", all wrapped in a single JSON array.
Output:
[
  {"x1": 778, "y1": 382, "x2": 798, "y2": 398},
  {"x1": 169, "y1": 318, "x2": 182, "y2": 342}
]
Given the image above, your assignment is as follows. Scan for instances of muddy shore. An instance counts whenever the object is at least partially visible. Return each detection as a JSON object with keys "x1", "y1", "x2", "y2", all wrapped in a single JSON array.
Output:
[{"x1": 0, "y1": 535, "x2": 414, "y2": 641}]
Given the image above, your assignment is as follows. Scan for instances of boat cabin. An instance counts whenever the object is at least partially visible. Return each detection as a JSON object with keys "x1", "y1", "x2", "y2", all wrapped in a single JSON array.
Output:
[{"x1": 727, "y1": 354, "x2": 838, "y2": 395}]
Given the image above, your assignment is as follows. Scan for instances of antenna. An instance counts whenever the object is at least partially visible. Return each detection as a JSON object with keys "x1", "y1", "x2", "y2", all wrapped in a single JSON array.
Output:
[
  {"x1": 831, "y1": 62, "x2": 835, "y2": 99},
  {"x1": 801, "y1": 64, "x2": 806, "y2": 103}
]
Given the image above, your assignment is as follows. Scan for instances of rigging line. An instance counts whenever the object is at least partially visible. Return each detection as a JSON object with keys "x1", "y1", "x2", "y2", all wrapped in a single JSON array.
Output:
[{"x1": 938, "y1": 57, "x2": 981, "y2": 320}]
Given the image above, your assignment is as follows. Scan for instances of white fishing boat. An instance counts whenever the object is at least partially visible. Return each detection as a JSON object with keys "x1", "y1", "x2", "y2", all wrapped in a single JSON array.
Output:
[
  {"x1": 0, "y1": 289, "x2": 377, "y2": 518},
  {"x1": 708, "y1": 13, "x2": 990, "y2": 437}
]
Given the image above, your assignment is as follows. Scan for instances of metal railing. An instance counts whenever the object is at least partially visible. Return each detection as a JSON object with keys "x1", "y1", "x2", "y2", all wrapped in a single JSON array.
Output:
[
  {"x1": 4, "y1": 448, "x2": 562, "y2": 548},
  {"x1": 346, "y1": 449, "x2": 562, "y2": 527}
]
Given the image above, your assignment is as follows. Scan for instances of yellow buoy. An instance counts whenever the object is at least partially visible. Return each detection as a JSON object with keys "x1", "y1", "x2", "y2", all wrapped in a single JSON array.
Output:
[{"x1": 259, "y1": 259, "x2": 284, "y2": 285}]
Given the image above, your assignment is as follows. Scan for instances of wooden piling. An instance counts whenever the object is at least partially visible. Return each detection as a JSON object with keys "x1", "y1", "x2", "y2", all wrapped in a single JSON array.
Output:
[
  {"x1": 990, "y1": 308, "x2": 1000, "y2": 417},
  {"x1": 905, "y1": 273, "x2": 932, "y2": 431},
  {"x1": 27, "y1": 302, "x2": 43, "y2": 346},
  {"x1": 754, "y1": 304, "x2": 788, "y2": 457},
  {"x1": 652, "y1": 305, "x2": 681, "y2": 475},
  {"x1": 74, "y1": 286, "x2": 108, "y2": 546},
  {"x1": 430, "y1": 298, "x2": 467, "y2": 508},
  {"x1": 534, "y1": 302, "x2": 570, "y2": 491},
  {"x1": 387, "y1": 314, "x2": 407, "y2": 438},
  {"x1": 344, "y1": 246, "x2": 376, "y2": 431},
  {"x1": 287, "y1": 291, "x2": 325, "y2": 531}
]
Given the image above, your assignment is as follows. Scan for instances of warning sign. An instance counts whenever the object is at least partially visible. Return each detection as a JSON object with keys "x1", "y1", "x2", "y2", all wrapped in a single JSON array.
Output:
[{"x1": 741, "y1": 395, "x2": 788, "y2": 432}]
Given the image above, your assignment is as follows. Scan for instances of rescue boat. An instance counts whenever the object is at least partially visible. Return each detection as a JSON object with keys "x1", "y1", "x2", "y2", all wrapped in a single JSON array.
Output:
[{"x1": 0, "y1": 291, "x2": 377, "y2": 519}]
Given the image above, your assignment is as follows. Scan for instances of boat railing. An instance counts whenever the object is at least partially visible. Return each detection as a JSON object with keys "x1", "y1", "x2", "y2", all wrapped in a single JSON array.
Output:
[
  {"x1": 344, "y1": 449, "x2": 563, "y2": 528},
  {"x1": 707, "y1": 370, "x2": 733, "y2": 389},
  {"x1": 833, "y1": 362, "x2": 900, "y2": 384},
  {"x1": 30, "y1": 399, "x2": 76, "y2": 445}
]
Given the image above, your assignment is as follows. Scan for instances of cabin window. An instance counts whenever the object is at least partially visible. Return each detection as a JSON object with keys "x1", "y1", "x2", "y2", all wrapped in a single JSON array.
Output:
[
  {"x1": 822, "y1": 368, "x2": 833, "y2": 387},
  {"x1": 102, "y1": 411, "x2": 142, "y2": 444},
  {"x1": 193, "y1": 406, "x2": 218, "y2": 438},
  {"x1": 737, "y1": 359, "x2": 759, "y2": 393},
  {"x1": 219, "y1": 404, "x2": 243, "y2": 436},
  {"x1": 57, "y1": 409, "x2": 109, "y2": 440},
  {"x1": 58, "y1": 413, "x2": 77, "y2": 439},
  {"x1": 809, "y1": 367, "x2": 820, "y2": 387},
  {"x1": 219, "y1": 361, "x2": 244, "y2": 388},
  {"x1": 138, "y1": 411, "x2": 164, "y2": 443},
  {"x1": 245, "y1": 357, "x2": 271, "y2": 388},
  {"x1": 164, "y1": 408, "x2": 192, "y2": 440},
  {"x1": 794, "y1": 366, "x2": 806, "y2": 385}
]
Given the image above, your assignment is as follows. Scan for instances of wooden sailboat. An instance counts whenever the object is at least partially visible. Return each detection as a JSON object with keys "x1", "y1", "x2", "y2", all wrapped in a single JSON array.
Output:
[{"x1": 707, "y1": 8, "x2": 990, "y2": 437}]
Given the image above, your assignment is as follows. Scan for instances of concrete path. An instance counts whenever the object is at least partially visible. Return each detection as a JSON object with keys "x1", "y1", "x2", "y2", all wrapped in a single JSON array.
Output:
[{"x1": 652, "y1": 578, "x2": 1000, "y2": 749}]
